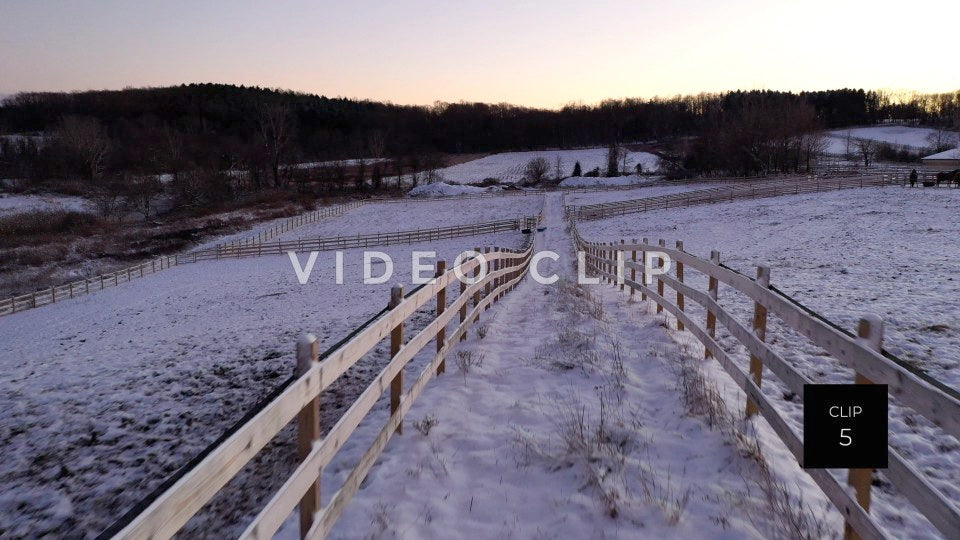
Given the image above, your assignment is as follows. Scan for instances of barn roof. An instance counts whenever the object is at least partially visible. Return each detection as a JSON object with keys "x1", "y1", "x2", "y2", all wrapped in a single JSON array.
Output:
[{"x1": 922, "y1": 148, "x2": 960, "y2": 160}]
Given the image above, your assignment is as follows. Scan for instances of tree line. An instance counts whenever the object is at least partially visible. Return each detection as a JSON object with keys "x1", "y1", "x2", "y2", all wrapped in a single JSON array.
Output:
[{"x1": 1, "y1": 84, "x2": 957, "y2": 201}]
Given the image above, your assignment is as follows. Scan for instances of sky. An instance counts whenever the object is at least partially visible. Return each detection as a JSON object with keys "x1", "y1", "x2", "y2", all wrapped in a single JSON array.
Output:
[{"x1": 1, "y1": 0, "x2": 958, "y2": 108}]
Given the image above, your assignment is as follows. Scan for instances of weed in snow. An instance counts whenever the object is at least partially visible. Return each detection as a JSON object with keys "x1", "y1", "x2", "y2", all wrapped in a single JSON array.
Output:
[{"x1": 414, "y1": 414, "x2": 439, "y2": 436}]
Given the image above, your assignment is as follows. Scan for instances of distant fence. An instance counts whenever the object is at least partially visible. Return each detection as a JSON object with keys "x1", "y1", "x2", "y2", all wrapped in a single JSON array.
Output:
[
  {"x1": 0, "y1": 201, "x2": 366, "y2": 318},
  {"x1": 0, "y1": 254, "x2": 181, "y2": 317},
  {"x1": 817, "y1": 163, "x2": 944, "y2": 183},
  {"x1": 572, "y1": 226, "x2": 960, "y2": 539},
  {"x1": 110, "y1": 239, "x2": 536, "y2": 539},
  {"x1": 0, "y1": 202, "x2": 543, "y2": 317},
  {"x1": 184, "y1": 214, "x2": 542, "y2": 262},
  {"x1": 192, "y1": 200, "x2": 367, "y2": 255},
  {"x1": 565, "y1": 175, "x2": 896, "y2": 221}
]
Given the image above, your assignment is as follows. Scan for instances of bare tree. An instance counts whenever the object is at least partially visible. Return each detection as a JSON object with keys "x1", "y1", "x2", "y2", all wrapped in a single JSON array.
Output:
[
  {"x1": 58, "y1": 115, "x2": 110, "y2": 182},
  {"x1": 257, "y1": 103, "x2": 295, "y2": 188},
  {"x1": 926, "y1": 126, "x2": 957, "y2": 152},
  {"x1": 855, "y1": 138, "x2": 877, "y2": 167},
  {"x1": 354, "y1": 158, "x2": 367, "y2": 191},
  {"x1": 605, "y1": 142, "x2": 624, "y2": 177},
  {"x1": 368, "y1": 131, "x2": 386, "y2": 160},
  {"x1": 799, "y1": 131, "x2": 828, "y2": 172},
  {"x1": 131, "y1": 175, "x2": 163, "y2": 219},
  {"x1": 523, "y1": 157, "x2": 550, "y2": 185},
  {"x1": 554, "y1": 156, "x2": 563, "y2": 182},
  {"x1": 620, "y1": 149, "x2": 633, "y2": 177}
]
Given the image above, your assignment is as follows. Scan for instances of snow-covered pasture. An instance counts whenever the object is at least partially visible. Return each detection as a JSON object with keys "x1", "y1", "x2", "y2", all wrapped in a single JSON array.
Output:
[
  {"x1": 0, "y1": 232, "x2": 527, "y2": 537},
  {"x1": 578, "y1": 187, "x2": 960, "y2": 390},
  {"x1": 824, "y1": 126, "x2": 958, "y2": 155},
  {"x1": 431, "y1": 147, "x2": 660, "y2": 184},
  {"x1": 274, "y1": 194, "x2": 542, "y2": 241},
  {"x1": 0, "y1": 193, "x2": 92, "y2": 216},
  {"x1": 577, "y1": 187, "x2": 960, "y2": 537}
]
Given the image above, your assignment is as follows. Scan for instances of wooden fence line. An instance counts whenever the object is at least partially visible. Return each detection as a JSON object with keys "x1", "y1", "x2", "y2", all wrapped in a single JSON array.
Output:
[
  {"x1": 566, "y1": 174, "x2": 896, "y2": 221},
  {"x1": 185, "y1": 214, "x2": 542, "y2": 262},
  {"x1": 0, "y1": 200, "x2": 366, "y2": 318},
  {"x1": 112, "y1": 239, "x2": 536, "y2": 540},
  {"x1": 189, "y1": 200, "x2": 367, "y2": 256},
  {"x1": 0, "y1": 202, "x2": 543, "y2": 318},
  {"x1": 571, "y1": 225, "x2": 960, "y2": 540}
]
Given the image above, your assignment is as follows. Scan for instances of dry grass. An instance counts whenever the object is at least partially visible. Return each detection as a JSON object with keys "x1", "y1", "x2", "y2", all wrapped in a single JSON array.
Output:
[
  {"x1": 455, "y1": 350, "x2": 485, "y2": 383},
  {"x1": 669, "y1": 354, "x2": 831, "y2": 539},
  {"x1": 413, "y1": 415, "x2": 439, "y2": 436}
]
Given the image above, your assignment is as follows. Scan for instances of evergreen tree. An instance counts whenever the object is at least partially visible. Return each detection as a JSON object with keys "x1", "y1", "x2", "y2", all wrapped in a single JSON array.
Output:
[{"x1": 572, "y1": 161, "x2": 582, "y2": 176}]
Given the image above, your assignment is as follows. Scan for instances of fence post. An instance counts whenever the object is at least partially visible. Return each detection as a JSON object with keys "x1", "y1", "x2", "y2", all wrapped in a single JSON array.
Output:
[
  {"x1": 493, "y1": 247, "x2": 501, "y2": 301},
  {"x1": 656, "y1": 239, "x2": 666, "y2": 313},
  {"x1": 745, "y1": 265, "x2": 771, "y2": 418},
  {"x1": 295, "y1": 333, "x2": 321, "y2": 539},
  {"x1": 459, "y1": 259, "x2": 469, "y2": 341},
  {"x1": 641, "y1": 238, "x2": 648, "y2": 300},
  {"x1": 474, "y1": 247, "x2": 482, "y2": 320},
  {"x1": 675, "y1": 241, "x2": 685, "y2": 331},
  {"x1": 619, "y1": 239, "x2": 626, "y2": 291},
  {"x1": 389, "y1": 284, "x2": 404, "y2": 435},
  {"x1": 630, "y1": 239, "x2": 637, "y2": 297},
  {"x1": 843, "y1": 315, "x2": 883, "y2": 540},
  {"x1": 607, "y1": 242, "x2": 614, "y2": 284},
  {"x1": 705, "y1": 250, "x2": 720, "y2": 359},
  {"x1": 484, "y1": 247, "x2": 492, "y2": 310},
  {"x1": 436, "y1": 261, "x2": 447, "y2": 375}
]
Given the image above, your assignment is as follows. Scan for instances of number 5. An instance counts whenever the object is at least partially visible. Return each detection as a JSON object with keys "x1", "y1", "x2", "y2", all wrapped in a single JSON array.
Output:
[{"x1": 840, "y1": 428, "x2": 852, "y2": 447}]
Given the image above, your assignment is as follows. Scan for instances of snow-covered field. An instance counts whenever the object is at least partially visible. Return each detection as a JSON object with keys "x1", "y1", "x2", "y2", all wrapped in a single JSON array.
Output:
[
  {"x1": 274, "y1": 195, "x2": 542, "y2": 241},
  {"x1": 578, "y1": 186, "x2": 960, "y2": 537},
  {"x1": 578, "y1": 186, "x2": 960, "y2": 389},
  {"x1": 0, "y1": 193, "x2": 92, "y2": 216},
  {"x1": 824, "y1": 126, "x2": 957, "y2": 155},
  {"x1": 0, "y1": 230, "x2": 526, "y2": 537},
  {"x1": 5, "y1": 182, "x2": 958, "y2": 538},
  {"x1": 431, "y1": 147, "x2": 660, "y2": 184}
]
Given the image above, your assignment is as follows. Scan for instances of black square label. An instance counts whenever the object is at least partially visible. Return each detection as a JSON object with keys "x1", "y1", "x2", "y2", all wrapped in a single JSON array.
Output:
[{"x1": 803, "y1": 384, "x2": 888, "y2": 469}]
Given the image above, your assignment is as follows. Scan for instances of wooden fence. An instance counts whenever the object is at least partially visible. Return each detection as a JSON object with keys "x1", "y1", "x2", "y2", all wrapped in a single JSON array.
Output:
[
  {"x1": 184, "y1": 215, "x2": 542, "y2": 262},
  {"x1": 566, "y1": 175, "x2": 896, "y2": 221},
  {"x1": 0, "y1": 201, "x2": 541, "y2": 317},
  {"x1": 0, "y1": 201, "x2": 367, "y2": 318},
  {"x1": 0, "y1": 254, "x2": 181, "y2": 317},
  {"x1": 192, "y1": 201, "x2": 367, "y2": 255},
  {"x1": 111, "y1": 239, "x2": 536, "y2": 540},
  {"x1": 571, "y1": 226, "x2": 960, "y2": 540}
]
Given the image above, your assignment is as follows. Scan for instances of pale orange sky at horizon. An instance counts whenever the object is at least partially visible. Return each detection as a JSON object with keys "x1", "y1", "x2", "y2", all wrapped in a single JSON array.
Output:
[{"x1": 2, "y1": 0, "x2": 958, "y2": 108}]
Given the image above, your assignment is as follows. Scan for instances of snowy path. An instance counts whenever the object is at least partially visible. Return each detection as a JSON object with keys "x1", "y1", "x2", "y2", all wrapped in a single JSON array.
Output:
[{"x1": 329, "y1": 194, "x2": 795, "y2": 539}]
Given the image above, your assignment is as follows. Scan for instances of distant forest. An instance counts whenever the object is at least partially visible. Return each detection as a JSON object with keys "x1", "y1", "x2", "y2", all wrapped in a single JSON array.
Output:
[{"x1": 1, "y1": 84, "x2": 958, "y2": 200}]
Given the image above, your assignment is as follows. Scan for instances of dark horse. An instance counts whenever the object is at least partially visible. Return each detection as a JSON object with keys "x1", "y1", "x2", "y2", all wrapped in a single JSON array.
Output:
[{"x1": 935, "y1": 169, "x2": 960, "y2": 187}]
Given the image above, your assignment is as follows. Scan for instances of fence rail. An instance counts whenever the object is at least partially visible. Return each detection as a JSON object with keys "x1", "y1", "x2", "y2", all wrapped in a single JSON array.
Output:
[
  {"x1": 571, "y1": 225, "x2": 960, "y2": 540},
  {"x1": 0, "y1": 200, "x2": 367, "y2": 318},
  {"x1": 185, "y1": 215, "x2": 541, "y2": 262},
  {"x1": 111, "y1": 238, "x2": 536, "y2": 540},
  {"x1": 190, "y1": 200, "x2": 367, "y2": 255},
  {"x1": 0, "y1": 200, "x2": 543, "y2": 317},
  {"x1": 566, "y1": 174, "x2": 896, "y2": 221}
]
